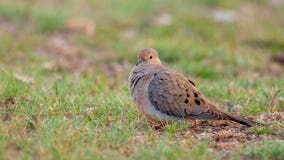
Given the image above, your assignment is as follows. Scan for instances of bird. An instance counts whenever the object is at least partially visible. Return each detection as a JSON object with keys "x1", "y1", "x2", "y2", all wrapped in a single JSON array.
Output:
[{"x1": 129, "y1": 48, "x2": 256, "y2": 127}]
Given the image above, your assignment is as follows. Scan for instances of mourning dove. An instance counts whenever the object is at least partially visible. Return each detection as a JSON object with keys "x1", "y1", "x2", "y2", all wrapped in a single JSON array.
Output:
[{"x1": 129, "y1": 48, "x2": 256, "y2": 126}]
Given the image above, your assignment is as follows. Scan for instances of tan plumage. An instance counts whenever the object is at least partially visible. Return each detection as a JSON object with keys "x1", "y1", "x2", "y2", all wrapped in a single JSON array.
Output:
[{"x1": 129, "y1": 48, "x2": 256, "y2": 126}]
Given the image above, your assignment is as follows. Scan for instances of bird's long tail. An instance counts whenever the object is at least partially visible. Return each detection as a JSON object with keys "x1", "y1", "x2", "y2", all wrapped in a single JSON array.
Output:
[
  {"x1": 221, "y1": 110, "x2": 257, "y2": 127},
  {"x1": 208, "y1": 104, "x2": 259, "y2": 127}
]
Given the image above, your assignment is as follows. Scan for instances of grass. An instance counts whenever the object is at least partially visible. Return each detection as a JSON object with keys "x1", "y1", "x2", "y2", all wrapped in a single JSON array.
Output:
[
  {"x1": 33, "y1": 10, "x2": 66, "y2": 33},
  {"x1": 240, "y1": 140, "x2": 284, "y2": 160},
  {"x1": 0, "y1": 0, "x2": 284, "y2": 159}
]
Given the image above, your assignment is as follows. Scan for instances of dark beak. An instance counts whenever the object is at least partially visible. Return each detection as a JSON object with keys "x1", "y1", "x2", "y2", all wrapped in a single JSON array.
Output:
[{"x1": 136, "y1": 59, "x2": 142, "y2": 66}]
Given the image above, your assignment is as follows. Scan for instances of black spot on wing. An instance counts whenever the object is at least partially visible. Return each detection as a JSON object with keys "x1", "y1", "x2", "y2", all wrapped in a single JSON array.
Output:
[
  {"x1": 184, "y1": 98, "x2": 189, "y2": 104},
  {"x1": 195, "y1": 99, "x2": 200, "y2": 105},
  {"x1": 188, "y1": 79, "x2": 196, "y2": 86}
]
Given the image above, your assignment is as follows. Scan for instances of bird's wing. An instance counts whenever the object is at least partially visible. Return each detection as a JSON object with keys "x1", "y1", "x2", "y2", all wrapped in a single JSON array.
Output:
[{"x1": 148, "y1": 70, "x2": 227, "y2": 120}]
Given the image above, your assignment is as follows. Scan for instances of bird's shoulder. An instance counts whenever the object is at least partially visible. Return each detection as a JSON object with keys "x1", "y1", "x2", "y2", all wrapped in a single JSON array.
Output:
[{"x1": 148, "y1": 65, "x2": 195, "y2": 88}]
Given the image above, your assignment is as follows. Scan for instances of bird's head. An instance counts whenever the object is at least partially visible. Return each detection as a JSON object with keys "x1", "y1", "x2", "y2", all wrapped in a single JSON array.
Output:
[{"x1": 136, "y1": 48, "x2": 161, "y2": 66}]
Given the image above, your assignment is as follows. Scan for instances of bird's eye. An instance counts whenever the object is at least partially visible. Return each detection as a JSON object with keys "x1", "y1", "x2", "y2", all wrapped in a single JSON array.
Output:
[{"x1": 149, "y1": 55, "x2": 153, "y2": 59}]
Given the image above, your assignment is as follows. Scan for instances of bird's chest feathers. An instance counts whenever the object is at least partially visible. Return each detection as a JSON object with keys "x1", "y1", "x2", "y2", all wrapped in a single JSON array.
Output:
[{"x1": 130, "y1": 72, "x2": 154, "y2": 113}]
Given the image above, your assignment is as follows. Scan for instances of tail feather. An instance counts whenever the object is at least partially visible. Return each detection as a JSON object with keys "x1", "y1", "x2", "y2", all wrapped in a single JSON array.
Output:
[
  {"x1": 221, "y1": 110, "x2": 257, "y2": 127},
  {"x1": 207, "y1": 104, "x2": 259, "y2": 127}
]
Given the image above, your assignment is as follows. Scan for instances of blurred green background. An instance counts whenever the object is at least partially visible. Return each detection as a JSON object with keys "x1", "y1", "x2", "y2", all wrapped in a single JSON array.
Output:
[{"x1": 0, "y1": 0, "x2": 284, "y2": 159}]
